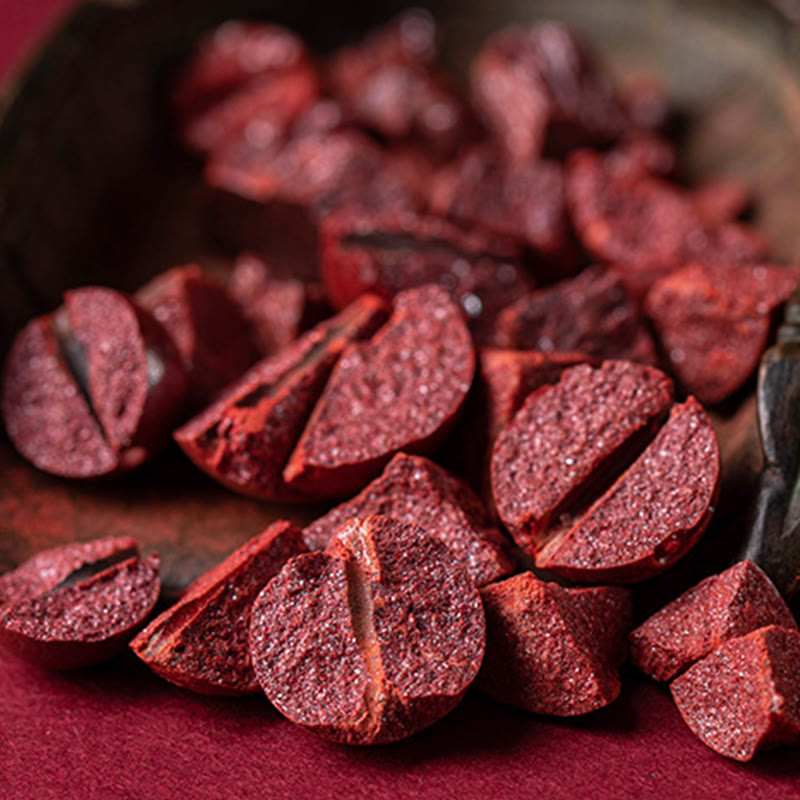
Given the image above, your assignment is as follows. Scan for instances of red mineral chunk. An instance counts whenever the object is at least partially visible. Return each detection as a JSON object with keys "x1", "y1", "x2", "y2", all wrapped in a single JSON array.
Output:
[
  {"x1": 130, "y1": 520, "x2": 307, "y2": 695},
  {"x1": 138, "y1": 265, "x2": 258, "y2": 408},
  {"x1": 645, "y1": 263, "x2": 800, "y2": 405},
  {"x1": 302, "y1": 453, "x2": 514, "y2": 586},
  {"x1": 2, "y1": 288, "x2": 187, "y2": 478},
  {"x1": 671, "y1": 625, "x2": 800, "y2": 761},
  {"x1": 319, "y1": 209, "x2": 529, "y2": 343},
  {"x1": 283, "y1": 286, "x2": 475, "y2": 499},
  {"x1": 477, "y1": 573, "x2": 632, "y2": 716},
  {"x1": 470, "y1": 23, "x2": 626, "y2": 162},
  {"x1": 0, "y1": 537, "x2": 160, "y2": 670},
  {"x1": 428, "y1": 146, "x2": 577, "y2": 278},
  {"x1": 174, "y1": 294, "x2": 387, "y2": 501},
  {"x1": 249, "y1": 515, "x2": 486, "y2": 744},
  {"x1": 494, "y1": 265, "x2": 658, "y2": 364},
  {"x1": 630, "y1": 560, "x2": 797, "y2": 681}
]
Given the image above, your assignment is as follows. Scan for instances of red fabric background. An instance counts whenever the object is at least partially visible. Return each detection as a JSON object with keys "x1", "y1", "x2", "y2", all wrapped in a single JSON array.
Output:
[{"x1": 1, "y1": 3, "x2": 799, "y2": 798}]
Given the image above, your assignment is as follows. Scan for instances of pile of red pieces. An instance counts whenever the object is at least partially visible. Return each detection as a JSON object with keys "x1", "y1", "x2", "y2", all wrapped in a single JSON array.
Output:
[{"x1": 2, "y1": 11, "x2": 800, "y2": 762}]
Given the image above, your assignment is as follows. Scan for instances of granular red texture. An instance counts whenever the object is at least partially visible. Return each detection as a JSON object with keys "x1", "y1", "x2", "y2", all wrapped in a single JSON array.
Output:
[
  {"x1": 603, "y1": 132, "x2": 677, "y2": 180},
  {"x1": 0, "y1": 538, "x2": 160, "y2": 670},
  {"x1": 302, "y1": 453, "x2": 514, "y2": 586},
  {"x1": 130, "y1": 520, "x2": 307, "y2": 695},
  {"x1": 329, "y1": 9, "x2": 475, "y2": 155},
  {"x1": 428, "y1": 146, "x2": 576, "y2": 278},
  {"x1": 283, "y1": 286, "x2": 475, "y2": 499},
  {"x1": 174, "y1": 294, "x2": 388, "y2": 501},
  {"x1": 629, "y1": 560, "x2": 797, "y2": 681},
  {"x1": 227, "y1": 253, "x2": 330, "y2": 358},
  {"x1": 671, "y1": 625, "x2": 800, "y2": 761},
  {"x1": 535, "y1": 398, "x2": 719, "y2": 582},
  {"x1": 249, "y1": 515, "x2": 485, "y2": 744},
  {"x1": 319, "y1": 209, "x2": 528, "y2": 343},
  {"x1": 138, "y1": 265, "x2": 258, "y2": 408},
  {"x1": 477, "y1": 573, "x2": 631, "y2": 716},
  {"x1": 645, "y1": 263, "x2": 800, "y2": 405},
  {"x1": 492, "y1": 361, "x2": 673, "y2": 553},
  {"x1": 2, "y1": 288, "x2": 187, "y2": 478},
  {"x1": 470, "y1": 23, "x2": 626, "y2": 162},
  {"x1": 493, "y1": 265, "x2": 658, "y2": 365},
  {"x1": 691, "y1": 178, "x2": 752, "y2": 225}
]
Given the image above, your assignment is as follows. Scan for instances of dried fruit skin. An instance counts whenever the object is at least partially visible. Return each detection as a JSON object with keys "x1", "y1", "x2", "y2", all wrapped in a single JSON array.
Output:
[
  {"x1": 645, "y1": 263, "x2": 800, "y2": 405},
  {"x1": 130, "y1": 520, "x2": 307, "y2": 695},
  {"x1": 630, "y1": 560, "x2": 797, "y2": 681},
  {"x1": 303, "y1": 453, "x2": 515, "y2": 586},
  {"x1": 478, "y1": 573, "x2": 632, "y2": 716},
  {"x1": 250, "y1": 515, "x2": 486, "y2": 744},
  {"x1": 284, "y1": 286, "x2": 475, "y2": 499},
  {"x1": 671, "y1": 626, "x2": 800, "y2": 761}
]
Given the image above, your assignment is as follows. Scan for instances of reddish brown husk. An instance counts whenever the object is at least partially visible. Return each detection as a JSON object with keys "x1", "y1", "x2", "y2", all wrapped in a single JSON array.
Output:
[
  {"x1": 478, "y1": 573, "x2": 632, "y2": 716},
  {"x1": 671, "y1": 626, "x2": 800, "y2": 761},
  {"x1": 174, "y1": 294, "x2": 388, "y2": 501},
  {"x1": 645, "y1": 263, "x2": 800, "y2": 405},
  {"x1": 630, "y1": 560, "x2": 797, "y2": 681},
  {"x1": 319, "y1": 209, "x2": 528, "y2": 342},
  {"x1": 137, "y1": 265, "x2": 258, "y2": 409},
  {"x1": 249, "y1": 515, "x2": 486, "y2": 745},
  {"x1": 130, "y1": 520, "x2": 307, "y2": 695},
  {"x1": 2, "y1": 288, "x2": 187, "y2": 478},
  {"x1": 470, "y1": 23, "x2": 626, "y2": 162},
  {"x1": 303, "y1": 453, "x2": 515, "y2": 586},
  {"x1": 0, "y1": 539, "x2": 160, "y2": 670},
  {"x1": 494, "y1": 265, "x2": 657, "y2": 364},
  {"x1": 283, "y1": 286, "x2": 475, "y2": 499}
]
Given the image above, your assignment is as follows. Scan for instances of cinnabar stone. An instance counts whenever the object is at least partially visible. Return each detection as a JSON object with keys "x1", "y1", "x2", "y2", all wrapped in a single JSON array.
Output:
[
  {"x1": 671, "y1": 625, "x2": 800, "y2": 761},
  {"x1": 249, "y1": 515, "x2": 486, "y2": 744},
  {"x1": 174, "y1": 294, "x2": 388, "y2": 501},
  {"x1": 645, "y1": 263, "x2": 800, "y2": 405},
  {"x1": 630, "y1": 560, "x2": 797, "y2": 681},
  {"x1": 0, "y1": 538, "x2": 160, "y2": 670},
  {"x1": 478, "y1": 573, "x2": 632, "y2": 716},
  {"x1": 283, "y1": 285, "x2": 475, "y2": 499},
  {"x1": 130, "y1": 520, "x2": 307, "y2": 695},
  {"x1": 303, "y1": 453, "x2": 514, "y2": 586}
]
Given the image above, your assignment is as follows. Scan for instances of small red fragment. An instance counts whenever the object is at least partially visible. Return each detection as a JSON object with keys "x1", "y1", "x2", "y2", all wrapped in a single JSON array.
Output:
[
  {"x1": 671, "y1": 625, "x2": 800, "y2": 761},
  {"x1": 249, "y1": 515, "x2": 486, "y2": 744},
  {"x1": 630, "y1": 560, "x2": 797, "y2": 681},
  {"x1": 130, "y1": 520, "x2": 307, "y2": 695}
]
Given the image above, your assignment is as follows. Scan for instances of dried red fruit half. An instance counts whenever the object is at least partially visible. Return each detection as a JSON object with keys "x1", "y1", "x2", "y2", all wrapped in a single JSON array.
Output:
[
  {"x1": 227, "y1": 253, "x2": 330, "y2": 358},
  {"x1": 138, "y1": 265, "x2": 258, "y2": 408},
  {"x1": 645, "y1": 263, "x2": 800, "y2": 405},
  {"x1": 284, "y1": 285, "x2": 475, "y2": 499},
  {"x1": 494, "y1": 265, "x2": 658, "y2": 365},
  {"x1": 303, "y1": 453, "x2": 514, "y2": 586},
  {"x1": 174, "y1": 294, "x2": 388, "y2": 501},
  {"x1": 477, "y1": 573, "x2": 632, "y2": 716},
  {"x1": 429, "y1": 147, "x2": 577, "y2": 279},
  {"x1": 671, "y1": 625, "x2": 800, "y2": 761},
  {"x1": 0, "y1": 537, "x2": 159, "y2": 669},
  {"x1": 130, "y1": 520, "x2": 306, "y2": 695},
  {"x1": 691, "y1": 178, "x2": 752, "y2": 226},
  {"x1": 630, "y1": 560, "x2": 797, "y2": 681},
  {"x1": 492, "y1": 361, "x2": 720, "y2": 582},
  {"x1": 249, "y1": 515, "x2": 486, "y2": 744},
  {"x1": 2, "y1": 287, "x2": 187, "y2": 478},
  {"x1": 319, "y1": 209, "x2": 529, "y2": 342},
  {"x1": 471, "y1": 23, "x2": 626, "y2": 162}
]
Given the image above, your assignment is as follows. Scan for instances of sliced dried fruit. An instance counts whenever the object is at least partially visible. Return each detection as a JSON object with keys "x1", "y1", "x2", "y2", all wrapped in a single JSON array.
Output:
[
  {"x1": 284, "y1": 286, "x2": 475, "y2": 498},
  {"x1": 478, "y1": 572, "x2": 632, "y2": 715},
  {"x1": 630, "y1": 560, "x2": 797, "y2": 681},
  {"x1": 130, "y1": 520, "x2": 306, "y2": 695},
  {"x1": 249, "y1": 515, "x2": 485, "y2": 744},
  {"x1": 671, "y1": 625, "x2": 800, "y2": 761},
  {"x1": 303, "y1": 453, "x2": 514, "y2": 586}
]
